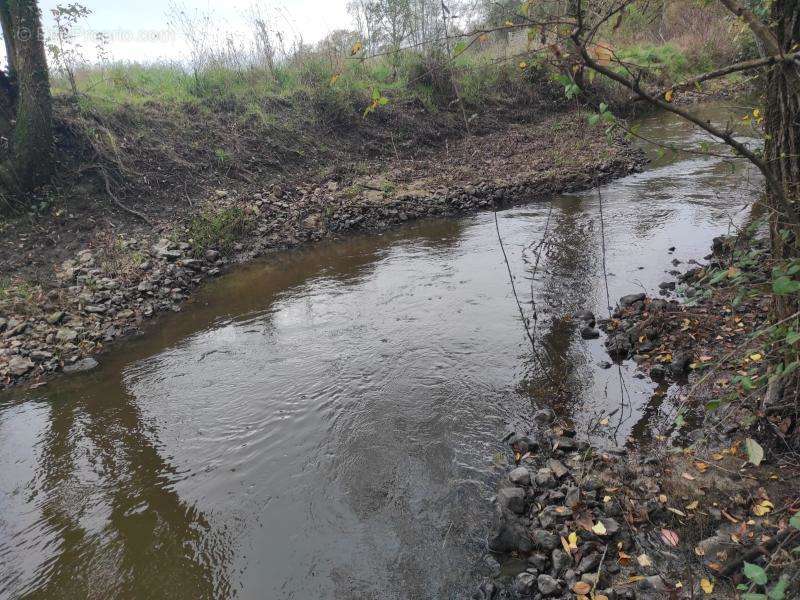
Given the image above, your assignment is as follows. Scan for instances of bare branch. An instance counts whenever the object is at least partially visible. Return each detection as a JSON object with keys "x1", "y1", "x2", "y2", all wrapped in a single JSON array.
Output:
[{"x1": 717, "y1": 0, "x2": 782, "y2": 56}]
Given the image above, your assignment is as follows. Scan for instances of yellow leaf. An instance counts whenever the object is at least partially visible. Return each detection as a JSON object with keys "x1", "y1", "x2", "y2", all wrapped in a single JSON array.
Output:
[
  {"x1": 603, "y1": 495, "x2": 612, "y2": 503},
  {"x1": 686, "y1": 500, "x2": 699, "y2": 510},
  {"x1": 330, "y1": 73, "x2": 341, "y2": 85},
  {"x1": 665, "y1": 89, "x2": 674, "y2": 103},
  {"x1": 750, "y1": 353, "x2": 763, "y2": 362},
  {"x1": 518, "y1": 61, "x2": 528, "y2": 70},
  {"x1": 350, "y1": 41, "x2": 364, "y2": 56},
  {"x1": 753, "y1": 500, "x2": 774, "y2": 516},
  {"x1": 700, "y1": 578, "x2": 714, "y2": 594},
  {"x1": 567, "y1": 531, "x2": 578, "y2": 548},
  {"x1": 592, "y1": 521, "x2": 607, "y2": 535},
  {"x1": 504, "y1": 20, "x2": 514, "y2": 27},
  {"x1": 599, "y1": 417, "x2": 609, "y2": 426}
]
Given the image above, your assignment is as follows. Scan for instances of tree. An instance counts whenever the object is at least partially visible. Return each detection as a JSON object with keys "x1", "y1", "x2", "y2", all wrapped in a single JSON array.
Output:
[{"x1": 0, "y1": 0, "x2": 54, "y2": 207}]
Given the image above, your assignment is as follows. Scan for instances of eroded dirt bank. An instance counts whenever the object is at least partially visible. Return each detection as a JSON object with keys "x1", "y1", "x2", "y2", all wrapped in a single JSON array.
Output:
[{"x1": 0, "y1": 111, "x2": 643, "y2": 390}]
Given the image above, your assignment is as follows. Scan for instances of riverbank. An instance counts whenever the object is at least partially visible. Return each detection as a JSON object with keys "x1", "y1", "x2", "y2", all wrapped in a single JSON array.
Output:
[
  {"x1": 481, "y1": 235, "x2": 800, "y2": 599},
  {"x1": 0, "y1": 110, "x2": 644, "y2": 390}
]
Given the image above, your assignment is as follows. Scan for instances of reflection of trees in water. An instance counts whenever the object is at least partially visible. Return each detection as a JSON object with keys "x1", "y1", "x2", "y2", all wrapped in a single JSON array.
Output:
[
  {"x1": 18, "y1": 384, "x2": 232, "y2": 600},
  {"x1": 518, "y1": 196, "x2": 598, "y2": 417}
]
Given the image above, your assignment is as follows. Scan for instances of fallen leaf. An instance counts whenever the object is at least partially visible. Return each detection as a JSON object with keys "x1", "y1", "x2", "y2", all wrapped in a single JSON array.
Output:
[
  {"x1": 745, "y1": 438, "x2": 764, "y2": 466},
  {"x1": 700, "y1": 578, "x2": 714, "y2": 594},
  {"x1": 667, "y1": 507, "x2": 687, "y2": 517},
  {"x1": 752, "y1": 500, "x2": 774, "y2": 516},
  {"x1": 686, "y1": 500, "x2": 699, "y2": 511},
  {"x1": 637, "y1": 553, "x2": 652, "y2": 567},
  {"x1": 682, "y1": 472, "x2": 696, "y2": 481},
  {"x1": 573, "y1": 581, "x2": 592, "y2": 595},
  {"x1": 661, "y1": 528, "x2": 680, "y2": 547},
  {"x1": 694, "y1": 461, "x2": 709, "y2": 473},
  {"x1": 592, "y1": 521, "x2": 607, "y2": 535}
]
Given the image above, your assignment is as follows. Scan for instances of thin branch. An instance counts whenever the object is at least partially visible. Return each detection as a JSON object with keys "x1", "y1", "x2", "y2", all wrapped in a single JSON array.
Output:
[
  {"x1": 717, "y1": 0, "x2": 782, "y2": 57},
  {"x1": 96, "y1": 166, "x2": 154, "y2": 226}
]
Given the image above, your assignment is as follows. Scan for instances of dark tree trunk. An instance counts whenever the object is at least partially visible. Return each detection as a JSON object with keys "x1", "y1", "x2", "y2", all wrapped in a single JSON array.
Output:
[
  {"x1": 764, "y1": 1, "x2": 800, "y2": 310},
  {"x1": 5, "y1": 0, "x2": 53, "y2": 195},
  {"x1": 763, "y1": 0, "x2": 800, "y2": 407}
]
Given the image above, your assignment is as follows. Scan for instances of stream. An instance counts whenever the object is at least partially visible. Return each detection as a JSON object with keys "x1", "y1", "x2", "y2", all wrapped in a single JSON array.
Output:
[{"x1": 0, "y1": 105, "x2": 761, "y2": 599}]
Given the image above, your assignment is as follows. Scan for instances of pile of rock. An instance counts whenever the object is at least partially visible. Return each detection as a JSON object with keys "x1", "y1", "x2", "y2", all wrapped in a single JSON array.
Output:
[{"x1": 478, "y1": 425, "x2": 686, "y2": 600}]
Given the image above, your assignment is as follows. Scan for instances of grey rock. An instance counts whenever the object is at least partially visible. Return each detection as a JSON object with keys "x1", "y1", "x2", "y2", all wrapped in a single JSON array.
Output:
[
  {"x1": 638, "y1": 575, "x2": 669, "y2": 593},
  {"x1": 670, "y1": 352, "x2": 693, "y2": 376},
  {"x1": 533, "y1": 407, "x2": 555, "y2": 425},
  {"x1": 532, "y1": 529, "x2": 559, "y2": 551},
  {"x1": 516, "y1": 572, "x2": 537, "y2": 595},
  {"x1": 535, "y1": 468, "x2": 555, "y2": 488},
  {"x1": 63, "y1": 358, "x2": 98, "y2": 373},
  {"x1": 551, "y1": 549, "x2": 571, "y2": 575},
  {"x1": 547, "y1": 459, "x2": 569, "y2": 479},
  {"x1": 509, "y1": 467, "x2": 531, "y2": 486},
  {"x1": 536, "y1": 574, "x2": 561, "y2": 596},
  {"x1": 580, "y1": 326, "x2": 601, "y2": 339},
  {"x1": 528, "y1": 552, "x2": 548, "y2": 570},
  {"x1": 574, "y1": 310, "x2": 596, "y2": 325},
  {"x1": 56, "y1": 328, "x2": 78, "y2": 343},
  {"x1": 204, "y1": 249, "x2": 220, "y2": 262},
  {"x1": 619, "y1": 293, "x2": 646, "y2": 307},
  {"x1": 565, "y1": 486, "x2": 581, "y2": 508},
  {"x1": 46, "y1": 311, "x2": 66, "y2": 325},
  {"x1": 489, "y1": 519, "x2": 532, "y2": 553},
  {"x1": 8, "y1": 356, "x2": 35, "y2": 376},
  {"x1": 577, "y1": 553, "x2": 601, "y2": 574},
  {"x1": 497, "y1": 487, "x2": 526, "y2": 514},
  {"x1": 85, "y1": 305, "x2": 107, "y2": 314}
]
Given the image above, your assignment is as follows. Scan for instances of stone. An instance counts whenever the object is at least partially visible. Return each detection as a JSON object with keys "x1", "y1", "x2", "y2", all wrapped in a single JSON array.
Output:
[
  {"x1": 528, "y1": 552, "x2": 548, "y2": 570},
  {"x1": 536, "y1": 574, "x2": 561, "y2": 596},
  {"x1": 670, "y1": 352, "x2": 693, "y2": 376},
  {"x1": 489, "y1": 519, "x2": 532, "y2": 553},
  {"x1": 619, "y1": 293, "x2": 646, "y2": 307},
  {"x1": 515, "y1": 572, "x2": 537, "y2": 595},
  {"x1": 204, "y1": 249, "x2": 220, "y2": 262},
  {"x1": 548, "y1": 459, "x2": 569, "y2": 479},
  {"x1": 46, "y1": 311, "x2": 65, "y2": 325},
  {"x1": 600, "y1": 517, "x2": 621, "y2": 536},
  {"x1": 551, "y1": 549, "x2": 571, "y2": 575},
  {"x1": 509, "y1": 467, "x2": 531, "y2": 486},
  {"x1": 533, "y1": 408, "x2": 555, "y2": 425},
  {"x1": 532, "y1": 529, "x2": 559, "y2": 551},
  {"x1": 30, "y1": 350, "x2": 53, "y2": 362},
  {"x1": 580, "y1": 326, "x2": 601, "y2": 339},
  {"x1": 63, "y1": 358, "x2": 98, "y2": 373},
  {"x1": 577, "y1": 553, "x2": 601, "y2": 574},
  {"x1": 658, "y1": 281, "x2": 676, "y2": 290},
  {"x1": 85, "y1": 305, "x2": 107, "y2": 314},
  {"x1": 56, "y1": 328, "x2": 78, "y2": 343},
  {"x1": 638, "y1": 575, "x2": 669, "y2": 594},
  {"x1": 498, "y1": 487, "x2": 526, "y2": 514},
  {"x1": 649, "y1": 364, "x2": 667, "y2": 380},
  {"x1": 8, "y1": 356, "x2": 35, "y2": 376},
  {"x1": 565, "y1": 486, "x2": 581, "y2": 508},
  {"x1": 574, "y1": 309, "x2": 595, "y2": 325},
  {"x1": 535, "y1": 468, "x2": 555, "y2": 488}
]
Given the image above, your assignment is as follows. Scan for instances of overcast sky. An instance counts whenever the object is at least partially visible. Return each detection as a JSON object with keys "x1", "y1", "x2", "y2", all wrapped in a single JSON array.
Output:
[{"x1": 36, "y1": 0, "x2": 353, "y2": 63}]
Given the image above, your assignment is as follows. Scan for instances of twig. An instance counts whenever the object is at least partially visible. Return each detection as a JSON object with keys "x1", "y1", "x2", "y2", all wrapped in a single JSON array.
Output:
[{"x1": 95, "y1": 166, "x2": 154, "y2": 226}]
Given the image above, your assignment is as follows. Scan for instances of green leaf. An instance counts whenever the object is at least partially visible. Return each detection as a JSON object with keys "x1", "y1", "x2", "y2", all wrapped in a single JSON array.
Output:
[
  {"x1": 743, "y1": 561, "x2": 768, "y2": 585},
  {"x1": 599, "y1": 102, "x2": 608, "y2": 113},
  {"x1": 790, "y1": 513, "x2": 800, "y2": 530},
  {"x1": 371, "y1": 88, "x2": 381, "y2": 101},
  {"x1": 742, "y1": 595, "x2": 768, "y2": 600},
  {"x1": 786, "y1": 330, "x2": 800, "y2": 345},
  {"x1": 768, "y1": 577, "x2": 789, "y2": 600},
  {"x1": 588, "y1": 113, "x2": 600, "y2": 125},
  {"x1": 773, "y1": 276, "x2": 800, "y2": 295},
  {"x1": 675, "y1": 413, "x2": 686, "y2": 428},
  {"x1": 745, "y1": 438, "x2": 764, "y2": 466},
  {"x1": 709, "y1": 269, "x2": 728, "y2": 284}
]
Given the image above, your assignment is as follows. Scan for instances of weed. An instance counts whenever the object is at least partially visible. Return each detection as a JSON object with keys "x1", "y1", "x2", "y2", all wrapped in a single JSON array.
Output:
[{"x1": 187, "y1": 206, "x2": 251, "y2": 257}]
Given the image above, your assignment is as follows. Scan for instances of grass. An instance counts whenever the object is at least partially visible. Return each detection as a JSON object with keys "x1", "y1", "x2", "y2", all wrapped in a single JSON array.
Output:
[{"x1": 186, "y1": 205, "x2": 252, "y2": 257}]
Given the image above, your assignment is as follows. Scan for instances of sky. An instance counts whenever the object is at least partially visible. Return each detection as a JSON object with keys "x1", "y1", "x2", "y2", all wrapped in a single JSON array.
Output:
[{"x1": 36, "y1": 0, "x2": 353, "y2": 63}]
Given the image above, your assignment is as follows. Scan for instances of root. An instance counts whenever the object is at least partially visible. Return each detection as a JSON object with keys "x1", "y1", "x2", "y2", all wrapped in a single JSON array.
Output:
[{"x1": 95, "y1": 165, "x2": 154, "y2": 227}]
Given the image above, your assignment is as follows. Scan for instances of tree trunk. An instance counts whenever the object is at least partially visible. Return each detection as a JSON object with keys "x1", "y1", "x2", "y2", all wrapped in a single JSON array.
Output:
[
  {"x1": 6, "y1": 0, "x2": 53, "y2": 195},
  {"x1": 763, "y1": 0, "x2": 800, "y2": 408}
]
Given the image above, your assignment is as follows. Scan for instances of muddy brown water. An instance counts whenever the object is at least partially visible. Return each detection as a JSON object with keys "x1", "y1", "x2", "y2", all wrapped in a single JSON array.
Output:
[{"x1": 0, "y1": 106, "x2": 761, "y2": 599}]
